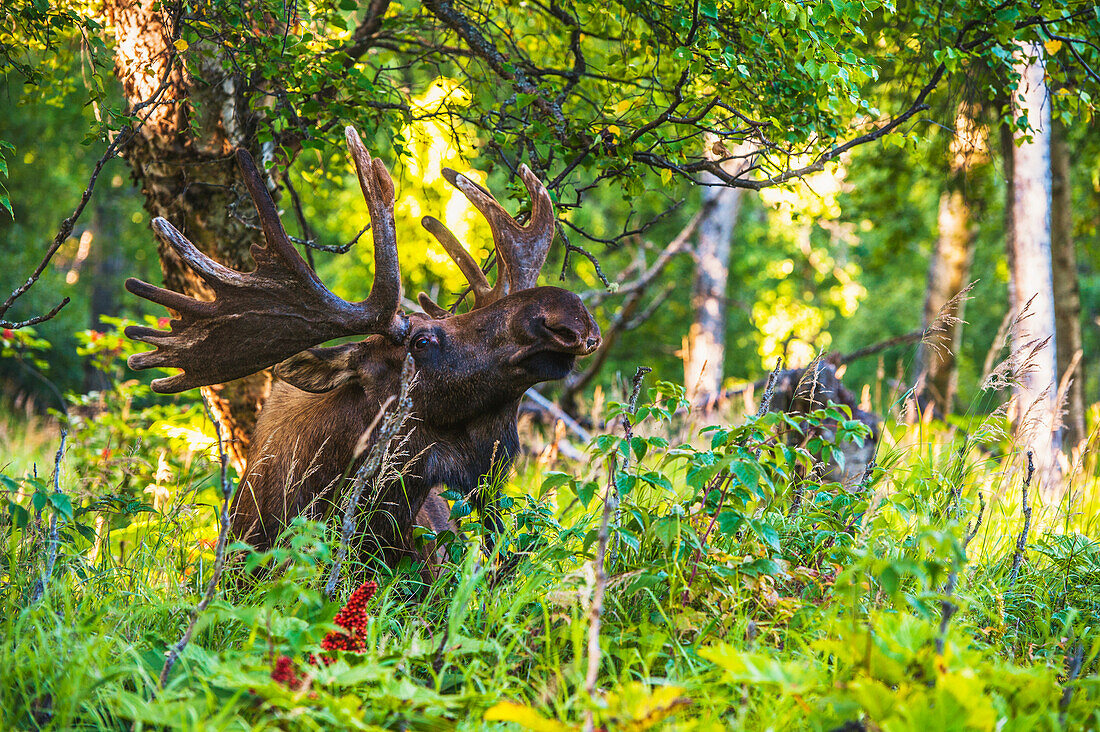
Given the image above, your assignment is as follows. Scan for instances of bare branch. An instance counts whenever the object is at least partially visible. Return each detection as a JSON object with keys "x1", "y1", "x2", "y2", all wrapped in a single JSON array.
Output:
[
  {"x1": 835, "y1": 330, "x2": 924, "y2": 365},
  {"x1": 0, "y1": 3, "x2": 184, "y2": 329},
  {"x1": 158, "y1": 396, "x2": 235, "y2": 691},
  {"x1": 326, "y1": 353, "x2": 415, "y2": 597},
  {"x1": 1008, "y1": 450, "x2": 1035, "y2": 586},
  {"x1": 561, "y1": 213, "x2": 697, "y2": 404},
  {"x1": 28, "y1": 430, "x2": 68, "y2": 604},
  {"x1": 421, "y1": 0, "x2": 569, "y2": 135},
  {"x1": 525, "y1": 387, "x2": 591, "y2": 443}
]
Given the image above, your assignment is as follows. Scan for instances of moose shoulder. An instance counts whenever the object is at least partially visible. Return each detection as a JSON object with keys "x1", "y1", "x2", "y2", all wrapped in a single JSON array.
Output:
[{"x1": 125, "y1": 127, "x2": 600, "y2": 565}]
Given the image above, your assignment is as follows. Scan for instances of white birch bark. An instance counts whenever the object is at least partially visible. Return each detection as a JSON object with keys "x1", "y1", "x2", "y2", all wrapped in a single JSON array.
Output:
[{"x1": 1008, "y1": 41, "x2": 1061, "y2": 486}]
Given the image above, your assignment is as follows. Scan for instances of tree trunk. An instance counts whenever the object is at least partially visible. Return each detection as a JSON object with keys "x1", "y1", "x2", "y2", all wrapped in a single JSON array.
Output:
[
  {"x1": 105, "y1": 0, "x2": 271, "y2": 468},
  {"x1": 683, "y1": 140, "x2": 748, "y2": 407},
  {"x1": 1050, "y1": 118, "x2": 1085, "y2": 449},
  {"x1": 915, "y1": 105, "x2": 980, "y2": 416},
  {"x1": 1007, "y1": 42, "x2": 1061, "y2": 486}
]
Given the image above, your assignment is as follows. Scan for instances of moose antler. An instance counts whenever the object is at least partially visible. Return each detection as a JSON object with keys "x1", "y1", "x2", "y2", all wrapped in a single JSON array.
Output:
[
  {"x1": 125, "y1": 127, "x2": 408, "y2": 393},
  {"x1": 420, "y1": 164, "x2": 555, "y2": 313}
]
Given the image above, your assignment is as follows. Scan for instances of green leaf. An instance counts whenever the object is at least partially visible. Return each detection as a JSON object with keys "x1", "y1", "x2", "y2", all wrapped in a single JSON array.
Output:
[
  {"x1": 7, "y1": 502, "x2": 28, "y2": 528},
  {"x1": 593, "y1": 434, "x2": 618, "y2": 454},
  {"x1": 540, "y1": 471, "x2": 573, "y2": 491},
  {"x1": 639, "y1": 471, "x2": 673, "y2": 492},
  {"x1": 716, "y1": 510, "x2": 744, "y2": 537},
  {"x1": 616, "y1": 527, "x2": 641, "y2": 553},
  {"x1": 49, "y1": 492, "x2": 73, "y2": 521},
  {"x1": 749, "y1": 519, "x2": 780, "y2": 551},
  {"x1": 654, "y1": 514, "x2": 681, "y2": 551},
  {"x1": 577, "y1": 480, "x2": 597, "y2": 508},
  {"x1": 880, "y1": 565, "x2": 899, "y2": 595},
  {"x1": 733, "y1": 459, "x2": 762, "y2": 496},
  {"x1": 741, "y1": 557, "x2": 781, "y2": 577},
  {"x1": 615, "y1": 472, "x2": 637, "y2": 496},
  {"x1": 449, "y1": 499, "x2": 472, "y2": 520}
]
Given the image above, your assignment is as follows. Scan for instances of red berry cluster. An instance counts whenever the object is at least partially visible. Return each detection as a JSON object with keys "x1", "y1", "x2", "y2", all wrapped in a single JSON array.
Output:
[
  {"x1": 270, "y1": 580, "x2": 378, "y2": 686},
  {"x1": 270, "y1": 655, "x2": 305, "y2": 690},
  {"x1": 320, "y1": 580, "x2": 378, "y2": 655}
]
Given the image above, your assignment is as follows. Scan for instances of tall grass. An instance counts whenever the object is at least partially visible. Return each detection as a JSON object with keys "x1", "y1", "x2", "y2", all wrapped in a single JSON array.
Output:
[{"x1": 1, "y1": 375, "x2": 1098, "y2": 730}]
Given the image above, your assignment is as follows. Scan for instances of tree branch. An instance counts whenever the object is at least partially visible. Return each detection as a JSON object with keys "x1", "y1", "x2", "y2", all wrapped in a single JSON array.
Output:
[{"x1": 1, "y1": 2, "x2": 184, "y2": 329}]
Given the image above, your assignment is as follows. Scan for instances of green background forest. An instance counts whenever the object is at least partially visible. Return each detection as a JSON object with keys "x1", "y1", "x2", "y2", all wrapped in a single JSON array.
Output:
[{"x1": 1, "y1": 0, "x2": 1099, "y2": 729}]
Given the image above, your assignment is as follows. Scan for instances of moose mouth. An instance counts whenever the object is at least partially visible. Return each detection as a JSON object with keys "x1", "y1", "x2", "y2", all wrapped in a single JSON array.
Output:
[
  {"x1": 517, "y1": 349, "x2": 578, "y2": 381},
  {"x1": 510, "y1": 331, "x2": 600, "y2": 380}
]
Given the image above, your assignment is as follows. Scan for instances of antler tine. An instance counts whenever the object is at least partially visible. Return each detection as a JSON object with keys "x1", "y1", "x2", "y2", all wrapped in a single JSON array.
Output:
[
  {"x1": 421, "y1": 215, "x2": 493, "y2": 308},
  {"x1": 345, "y1": 127, "x2": 405, "y2": 334},
  {"x1": 421, "y1": 164, "x2": 556, "y2": 312},
  {"x1": 124, "y1": 137, "x2": 407, "y2": 393}
]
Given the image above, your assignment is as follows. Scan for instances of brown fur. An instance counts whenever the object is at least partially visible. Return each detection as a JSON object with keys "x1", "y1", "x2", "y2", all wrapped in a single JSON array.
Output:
[
  {"x1": 230, "y1": 286, "x2": 600, "y2": 566},
  {"x1": 767, "y1": 363, "x2": 880, "y2": 487}
]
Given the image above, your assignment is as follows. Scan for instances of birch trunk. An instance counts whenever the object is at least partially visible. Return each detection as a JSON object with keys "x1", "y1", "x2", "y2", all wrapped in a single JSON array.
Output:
[
  {"x1": 105, "y1": 0, "x2": 271, "y2": 467},
  {"x1": 1007, "y1": 42, "x2": 1061, "y2": 486},
  {"x1": 1050, "y1": 118, "x2": 1085, "y2": 449},
  {"x1": 683, "y1": 140, "x2": 750, "y2": 407}
]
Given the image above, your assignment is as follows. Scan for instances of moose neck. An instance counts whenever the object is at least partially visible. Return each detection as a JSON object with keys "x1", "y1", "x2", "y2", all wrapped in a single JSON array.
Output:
[
  {"x1": 414, "y1": 406, "x2": 522, "y2": 496},
  {"x1": 233, "y1": 379, "x2": 524, "y2": 555}
]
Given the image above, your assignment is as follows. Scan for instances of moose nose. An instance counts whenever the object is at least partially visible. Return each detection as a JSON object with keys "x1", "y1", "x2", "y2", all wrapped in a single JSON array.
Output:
[
  {"x1": 544, "y1": 320, "x2": 582, "y2": 343},
  {"x1": 539, "y1": 315, "x2": 598, "y2": 354}
]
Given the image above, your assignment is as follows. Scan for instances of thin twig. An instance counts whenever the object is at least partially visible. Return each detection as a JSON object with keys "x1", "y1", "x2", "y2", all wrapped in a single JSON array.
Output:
[
  {"x1": 834, "y1": 330, "x2": 923, "y2": 365},
  {"x1": 1059, "y1": 641, "x2": 1084, "y2": 725},
  {"x1": 681, "y1": 474, "x2": 733, "y2": 604},
  {"x1": 158, "y1": 396, "x2": 235, "y2": 691},
  {"x1": 561, "y1": 215, "x2": 696, "y2": 405},
  {"x1": 607, "y1": 368, "x2": 650, "y2": 564},
  {"x1": 583, "y1": 366, "x2": 648, "y2": 732},
  {"x1": 325, "y1": 353, "x2": 415, "y2": 597},
  {"x1": 29, "y1": 430, "x2": 68, "y2": 604},
  {"x1": 618, "y1": 369, "x2": 650, "y2": 475},
  {"x1": 231, "y1": 194, "x2": 369, "y2": 253},
  {"x1": 936, "y1": 567, "x2": 958, "y2": 655},
  {"x1": 964, "y1": 490, "x2": 986, "y2": 550},
  {"x1": 1008, "y1": 450, "x2": 1035, "y2": 586}
]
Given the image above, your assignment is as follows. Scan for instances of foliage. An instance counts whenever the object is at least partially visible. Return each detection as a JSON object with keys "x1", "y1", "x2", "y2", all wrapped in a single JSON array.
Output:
[
  {"x1": 1, "y1": 3, "x2": 1099, "y2": 723},
  {"x1": 1, "y1": 376, "x2": 1098, "y2": 729},
  {"x1": 2, "y1": 0, "x2": 1099, "y2": 399}
]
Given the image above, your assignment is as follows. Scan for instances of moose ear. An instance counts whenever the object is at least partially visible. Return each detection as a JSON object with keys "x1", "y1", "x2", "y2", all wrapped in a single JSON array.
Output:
[{"x1": 275, "y1": 345, "x2": 360, "y2": 393}]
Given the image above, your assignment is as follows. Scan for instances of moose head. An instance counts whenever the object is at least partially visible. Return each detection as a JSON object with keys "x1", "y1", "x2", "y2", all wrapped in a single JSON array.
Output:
[{"x1": 125, "y1": 127, "x2": 600, "y2": 565}]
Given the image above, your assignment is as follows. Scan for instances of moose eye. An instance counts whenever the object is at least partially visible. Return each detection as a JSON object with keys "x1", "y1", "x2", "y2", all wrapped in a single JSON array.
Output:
[{"x1": 412, "y1": 334, "x2": 433, "y2": 350}]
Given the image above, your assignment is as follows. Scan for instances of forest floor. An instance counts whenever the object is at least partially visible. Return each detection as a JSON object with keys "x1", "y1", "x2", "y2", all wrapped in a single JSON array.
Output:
[{"x1": 1, "y1": 381, "x2": 1098, "y2": 730}]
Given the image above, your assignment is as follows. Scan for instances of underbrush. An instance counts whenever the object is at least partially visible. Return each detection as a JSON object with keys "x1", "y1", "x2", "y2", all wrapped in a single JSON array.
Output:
[{"x1": 1, "y1": 358, "x2": 1099, "y2": 729}]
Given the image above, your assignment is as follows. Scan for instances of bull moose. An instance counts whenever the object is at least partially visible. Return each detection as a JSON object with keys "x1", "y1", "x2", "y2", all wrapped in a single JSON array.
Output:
[{"x1": 124, "y1": 127, "x2": 600, "y2": 566}]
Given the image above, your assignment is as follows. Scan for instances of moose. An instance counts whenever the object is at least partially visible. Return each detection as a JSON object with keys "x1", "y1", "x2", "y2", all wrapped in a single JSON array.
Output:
[
  {"x1": 124, "y1": 127, "x2": 600, "y2": 566},
  {"x1": 766, "y1": 361, "x2": 879, "y2": 488}
]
